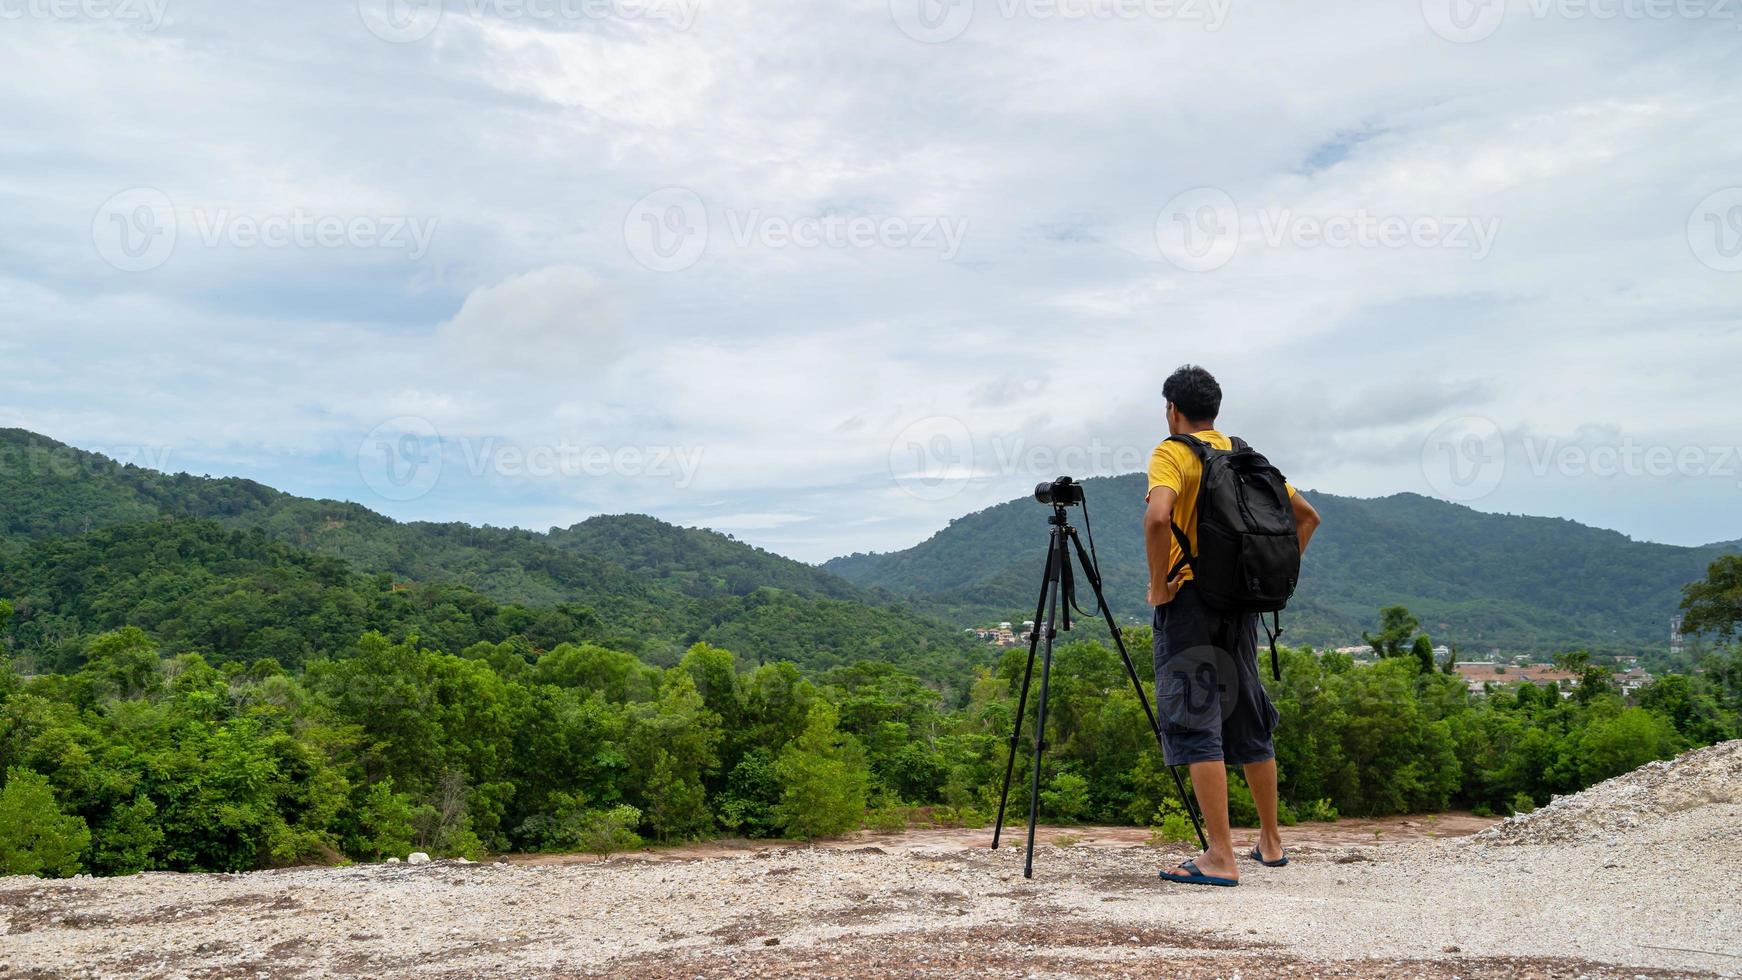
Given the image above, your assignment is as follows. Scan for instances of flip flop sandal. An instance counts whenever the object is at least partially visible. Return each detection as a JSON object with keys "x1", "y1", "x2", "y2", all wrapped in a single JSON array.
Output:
[
  {"x1": 1158, "y1": 859, "x2": 1238, "y2": 887},
  {"x1": 1249, "y1": 847, "x2": 1288, "y2": 867}
]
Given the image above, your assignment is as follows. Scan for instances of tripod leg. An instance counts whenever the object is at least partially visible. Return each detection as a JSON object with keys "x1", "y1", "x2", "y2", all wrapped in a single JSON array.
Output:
[
  {"x1": 1023, "y1": 547, "x2": 1063, "y2": 880},
  {"x1": 992, "y1": 533, "x2": 1059, "y2": 850},
  {"x1": 1064, "y1": 527, "x2": 1208, "y2": 851}
]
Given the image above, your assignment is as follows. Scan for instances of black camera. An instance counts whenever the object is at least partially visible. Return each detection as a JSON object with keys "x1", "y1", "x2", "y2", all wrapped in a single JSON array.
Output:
[{"x1": 1033, "y1": 475, "x2": 1084, "y2": 507}]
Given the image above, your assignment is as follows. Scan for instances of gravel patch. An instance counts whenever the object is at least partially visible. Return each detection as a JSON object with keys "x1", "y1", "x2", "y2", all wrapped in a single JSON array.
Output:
[
  {"x1": 1475, "y1": 739, "x2": 1742, "y2": 846},
  {"x1": 1, "y1": 745, "x2": 1737, "y2": 978}
]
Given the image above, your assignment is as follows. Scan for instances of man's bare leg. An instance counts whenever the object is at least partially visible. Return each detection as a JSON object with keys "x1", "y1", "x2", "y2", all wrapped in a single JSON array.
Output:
[
  {"x1": 1164, "y1": 760, "x2": 1237, "y2": 881},
  {"x1": 1244, "y1": 758, "x2": 1284, "y2": 863}
]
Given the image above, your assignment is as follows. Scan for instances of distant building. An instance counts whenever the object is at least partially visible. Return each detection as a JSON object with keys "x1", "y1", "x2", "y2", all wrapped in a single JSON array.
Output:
[
  {"x1": 1453, "y1": 662, "x2": 1579, "y2": 697},
  {"x1": 1617, "y1": 667, "x2": 1654, "y2": 696},
  {"x1": 1670, "y1": 616, "x2": 1685, "y2": 657}
]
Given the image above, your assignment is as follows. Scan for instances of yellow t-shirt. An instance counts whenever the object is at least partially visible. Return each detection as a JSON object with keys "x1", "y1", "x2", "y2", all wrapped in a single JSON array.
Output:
[{"x1": 1146, "y1": 430, "x2": 1295, "y2": 583}]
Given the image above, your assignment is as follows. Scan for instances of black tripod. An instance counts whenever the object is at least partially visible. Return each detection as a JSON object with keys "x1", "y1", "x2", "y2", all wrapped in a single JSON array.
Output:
[{"x1": 991, "y1": 501, "x2": 1207, "y2": 878}]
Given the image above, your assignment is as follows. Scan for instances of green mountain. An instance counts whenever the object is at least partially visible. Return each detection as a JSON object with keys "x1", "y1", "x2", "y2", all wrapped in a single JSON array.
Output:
[
  {"x1": 0, "y1": 429, "x2": 977, "y2": 680},
  {"x1": 824, "y1": 473, "x2": 1739, "y2": 658}
]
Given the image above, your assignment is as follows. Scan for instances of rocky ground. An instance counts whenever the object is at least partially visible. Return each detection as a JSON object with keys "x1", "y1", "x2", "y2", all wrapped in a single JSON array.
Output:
[{"x1": 2, "y1": 742, "x2": 1738, "y2": 979}]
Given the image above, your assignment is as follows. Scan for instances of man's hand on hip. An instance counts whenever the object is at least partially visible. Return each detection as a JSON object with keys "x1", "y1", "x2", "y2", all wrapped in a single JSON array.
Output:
[{"x1": 1148, "y1": 571, "x2": 1186, "y2": 607}]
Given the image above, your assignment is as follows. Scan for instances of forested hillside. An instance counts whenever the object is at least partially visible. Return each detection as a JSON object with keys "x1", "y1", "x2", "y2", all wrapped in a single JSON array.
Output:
[
  {"x1": 825, "y1": 473, "x2": 1739, "y2": 657},
  {"x1": 0, "y1": 430, "x2": 978, "y2": 681},
  {"x1": 2, "y1": 429, "x2": 1739, "y2": 880}
]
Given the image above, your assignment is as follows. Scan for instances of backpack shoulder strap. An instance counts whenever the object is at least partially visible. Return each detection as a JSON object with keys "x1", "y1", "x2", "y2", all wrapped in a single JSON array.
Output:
[
  {"x1": 1165, "y1": 432, "x2": 1210, "y2": 458},
  {"x1": 1167, "y1": 524, "x2": 1194, "y2": 579},
  {"x1": 1162, "y1": 434, "x2": 1211, "y2": 578}
]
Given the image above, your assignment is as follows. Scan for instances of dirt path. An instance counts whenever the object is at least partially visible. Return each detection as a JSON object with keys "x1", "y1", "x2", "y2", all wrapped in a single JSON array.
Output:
[
  {"x1": 503, "y1": 811, "x2": 1499, "y2": 867},
  {"x1": 1, "y1": 804, "x2": 1736, "y2": 979}
]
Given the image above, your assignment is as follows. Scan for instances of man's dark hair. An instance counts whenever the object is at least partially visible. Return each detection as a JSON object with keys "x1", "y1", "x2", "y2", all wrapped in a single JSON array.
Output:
[{"x1": 1163, "y1": 364, "x2": 1222, "y2": 423}]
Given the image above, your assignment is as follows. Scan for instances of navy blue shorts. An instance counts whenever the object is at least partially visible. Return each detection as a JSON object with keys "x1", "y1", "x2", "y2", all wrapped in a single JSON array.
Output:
[{"x1": 1151, "y1": 584, "x2": 1279, "y2": 767}]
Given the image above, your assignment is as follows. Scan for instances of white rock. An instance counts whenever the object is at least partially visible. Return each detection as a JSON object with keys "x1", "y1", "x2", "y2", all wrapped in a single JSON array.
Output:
[
  {"x1": 385, "y1": 858, "x2": 401, "y2": 864},
  {"x1": 407, "y1": 853, "x2": 431, "y2": 865}
]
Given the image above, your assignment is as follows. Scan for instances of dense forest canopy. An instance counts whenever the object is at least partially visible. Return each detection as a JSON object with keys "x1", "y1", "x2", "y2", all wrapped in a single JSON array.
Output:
[
  {"x1": 1, "y1": 610, "x2": 1735, "y2": 877},
  {"x1": 1, "y1": 429, "x2": 1739, "y2": 879},
  {"x1": 0, "y1": 430, "x2": 980, "y2": 684}
]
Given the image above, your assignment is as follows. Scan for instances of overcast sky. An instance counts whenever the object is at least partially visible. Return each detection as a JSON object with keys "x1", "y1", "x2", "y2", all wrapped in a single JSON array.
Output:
[{"x1": 3, "y1": 0, "x2": 1739, "y2": 562}]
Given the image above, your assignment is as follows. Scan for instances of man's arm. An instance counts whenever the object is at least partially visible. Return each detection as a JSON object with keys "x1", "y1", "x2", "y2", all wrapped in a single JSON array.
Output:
[
  {"x1": 1291, "y1": 491, "x2": 1321, "y2": 555},
  {"x1": 1144, "y1": 488, "x2": 1185, "y2": 606}
]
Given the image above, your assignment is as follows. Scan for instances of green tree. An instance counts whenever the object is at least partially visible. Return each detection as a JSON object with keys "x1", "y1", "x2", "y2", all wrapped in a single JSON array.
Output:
[
  {"x1": 1364, "y1": 606, "x2": 1420, "y2": 660},
  {"x1": 774, "y1": 701, "x2": 870, "y2": 839},
  {"x1": 1410, "y1": 635, "x2": 1436, "y2": 675},
  {"x1": 89, "y1": 797, "x2": 164, "y2": 875},
  {"x1": 1040, "y1": 771, "x2": 1091, "y2": 823},
  {"x1": 714, "y1": 748, "x2": 782, "y2": 838},
  {"x1": 1681, "y1": 555, "x2": 1742, "y2": 642},
  {"x1": 351, "y1": 779, "x2": 416, "y2": 860},
  {"x1": 626, "y1": 670, "x2": 721, "y2": 841},
  {"x1": 0, "y1": 768, "x2": 91, "y2": 877},
  {"x1": 1567, "y1": 708, "x2": 1681, "y2": 784}
]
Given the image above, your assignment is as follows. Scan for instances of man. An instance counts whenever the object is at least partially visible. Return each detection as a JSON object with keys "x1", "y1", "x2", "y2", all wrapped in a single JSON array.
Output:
[{"x1": 1144, "y1": 365, "x2": 1320, "y2": 887}]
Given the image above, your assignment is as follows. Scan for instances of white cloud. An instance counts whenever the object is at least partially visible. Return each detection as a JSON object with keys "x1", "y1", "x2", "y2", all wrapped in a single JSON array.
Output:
[{"x1": 2, "y1": 1, "x2": 1739, "y2": 562}]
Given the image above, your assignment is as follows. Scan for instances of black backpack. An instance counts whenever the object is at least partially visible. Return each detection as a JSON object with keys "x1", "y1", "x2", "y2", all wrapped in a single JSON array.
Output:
[{"x1": 1166, "y1": 433, "x2": 1300, "y2": 680}]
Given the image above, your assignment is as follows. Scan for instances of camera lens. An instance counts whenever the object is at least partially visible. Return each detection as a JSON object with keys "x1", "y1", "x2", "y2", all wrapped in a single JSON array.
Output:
[{"x1": 1035, "y1": 477, "x2": 1082, "y2": 506}]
